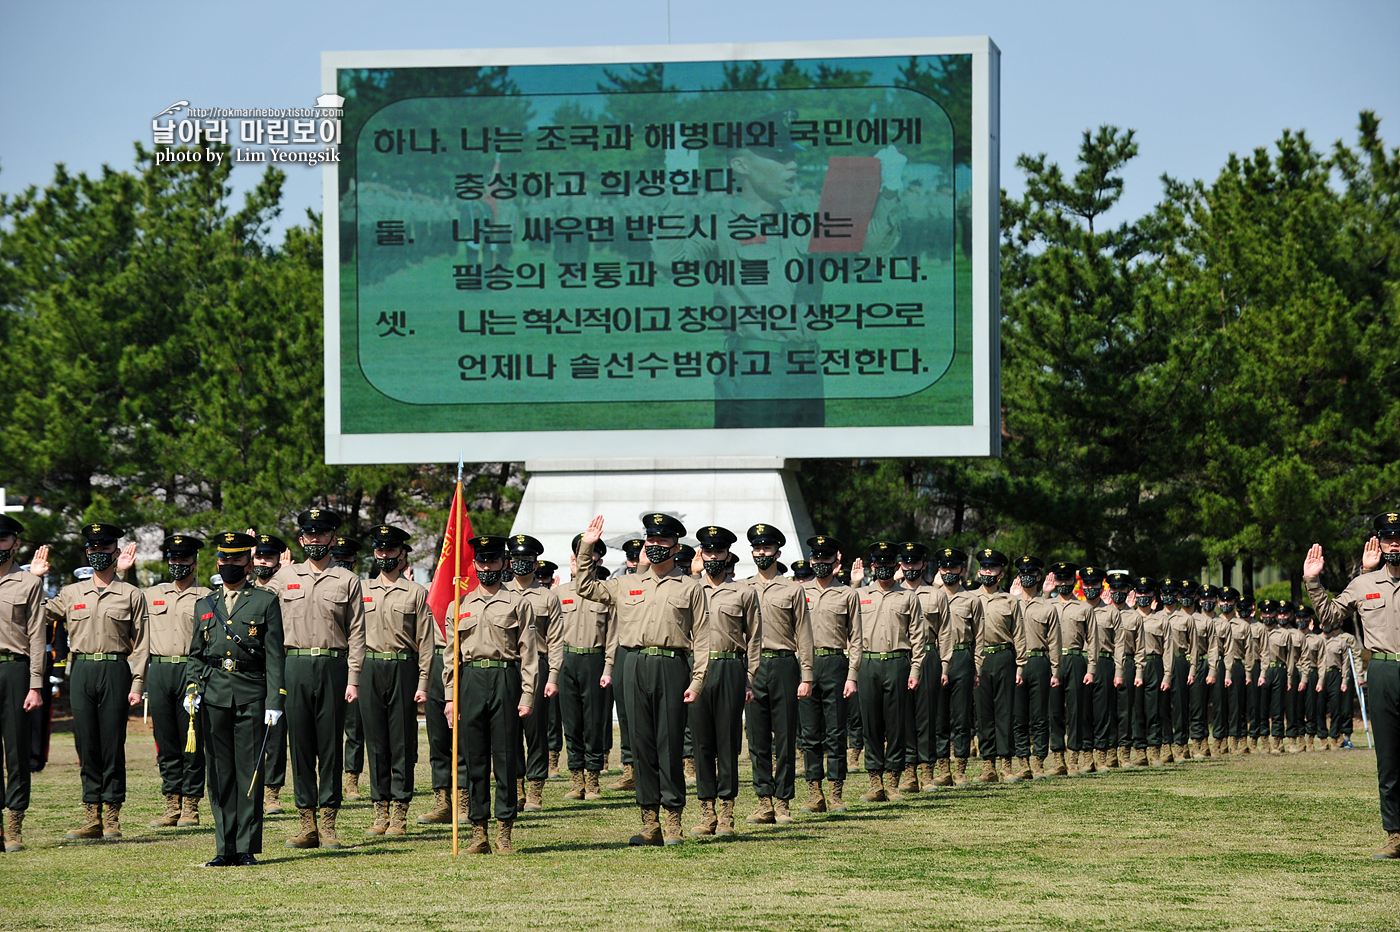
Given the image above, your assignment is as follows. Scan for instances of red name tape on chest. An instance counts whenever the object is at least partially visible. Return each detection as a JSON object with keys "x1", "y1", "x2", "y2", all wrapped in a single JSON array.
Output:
[
  {"x1": 1367, "y1": 593, "x2": 1382, "y2": 600},
  {"x1": 152, "y1": 600, "x2": 165, "y2": 606},
  {"x1": 860, "y1": 599, "x2": 872, "y2": 605},
  {"x1": 74, "y1": 604, "x2": 87, "y2": 610},
  {"x1": 562, "y1": 599, "x2": 574, "y2": 605},
  {"x1": 459, "y1": 611, "x2": 472, "y2": 618},
  {"x1": 629, "y1": 590, "x2": 644, "y2": 596},
  {"x1": 363, "y1": 596, "x2": 373, "y2": 603},
  {"x1": 201, "y1": 613, "x2": 214, "y2": 620},
  {"x1": 286, "y1": 584, "x2": 301, "y2": 590}
]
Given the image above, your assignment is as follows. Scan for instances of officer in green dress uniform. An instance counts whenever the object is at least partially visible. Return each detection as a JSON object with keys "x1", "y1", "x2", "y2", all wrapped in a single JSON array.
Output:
[
  {"x1": 184, "y1": 532, "x2": 285, "y2": 866},
  {"x1": 251, "y1": 534, "x2": 290, "y2": 815}
]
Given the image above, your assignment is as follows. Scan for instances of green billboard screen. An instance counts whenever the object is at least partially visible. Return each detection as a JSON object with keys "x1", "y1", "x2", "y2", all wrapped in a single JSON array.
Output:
[{"x1": 323, "y1": 38, "x2": 999, "y2": 462}]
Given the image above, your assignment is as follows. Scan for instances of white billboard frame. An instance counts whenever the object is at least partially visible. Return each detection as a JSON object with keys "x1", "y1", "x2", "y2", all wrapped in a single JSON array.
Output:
[{"x1": 322, "y1": 36, "x2": 1000, "y2": 464}]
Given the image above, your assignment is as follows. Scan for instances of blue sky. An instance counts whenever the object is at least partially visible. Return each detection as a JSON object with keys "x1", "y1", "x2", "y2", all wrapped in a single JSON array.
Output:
[{"x1": 2, "y1": 0, "x2": 1397, "y2": 241}]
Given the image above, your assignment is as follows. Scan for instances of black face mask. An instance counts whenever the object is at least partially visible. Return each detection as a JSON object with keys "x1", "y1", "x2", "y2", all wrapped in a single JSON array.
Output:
[
  {"x1": 1179, "y1": 595, "x2": 1196, "y2": 608},
  {"x1": 871, "y1": 564, "x2": 897, "y2": 581},
  {"x1": 477, "y1": 569, "x2": 503, "y2": 585},
  {"x1": 1161, "y1": 593, "x2": 1179, "y2": 606},
  {"x1": 1054, "y1": 583, "x2": 1076, "y2": 597},
  {"x1": 1019, "y1": 574, "x2": 1041, "y2": 591},
  {"x1": 645, "y1": 545, "x2": 674, "y2": 565},
  {"x1": 87, "y1": 551, "x2": 116, "y2": 572},
  {"x1": 374, "y1": 556, "x2": 400, "y2": 573},
  {"x1": 304, "y1": 543, "x2": 330, "y2": 560},
  {"x1": 978, "y1": 570, "x2": 1001, "y2": 587},
  {"x1": 1239, "y1": 608, "x2": 1254, "y2": 619},
  {"x1": 901, "y1": 567, "x2": 923, "y2": 583},
  {"x1": 753, "y1": 554, "x2": 778, "y2": 571},
  {"x1": 253, "y1": 564, "x2": 279, "y2": 580},
  {"x1": 1110, "y1": 590, "x2": 1128, "y2": 605},
  {"x1": 811, "y1": 561, "x2": 835, "y2": 579},
  {"x1": 0, "y1": 547, "x2": 13, "y2": 566},
  {"x1": 703, "y1": 559, "x2": 728, "y2": 577},
  {"x1": 1200, "y1": 600, "x2": 1217, "y2": 612},
  {"x1": 940, "y1": 571, "x2": 963, "y2": 587},
  {"x1": 219, "y1": 563, "x2": 248, "y2": 585},
  {"x1": 1383, "y1": 550, "x2": 1400, "y2": 566},
  {"x1": 1082, "y1": 587, "x2": 1103, "y2": 601},
  {"x1": 511, "y1": 558, "x2": 538, "y2": 578},
  {"x1": 1135, "y1": 594, "x2": 1154, "y2": 610},
  {"x1": 168, "y1": 562, "x2": 193, "y2": 581},
  {"x1": 332, "y1": 559, "x2": 356, "y2": 571}
]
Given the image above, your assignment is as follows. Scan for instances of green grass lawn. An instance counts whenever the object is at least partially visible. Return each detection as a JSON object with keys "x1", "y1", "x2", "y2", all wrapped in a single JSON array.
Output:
[{"x1": 9, "y1": 718, "x2": 1399, "y2": 932}]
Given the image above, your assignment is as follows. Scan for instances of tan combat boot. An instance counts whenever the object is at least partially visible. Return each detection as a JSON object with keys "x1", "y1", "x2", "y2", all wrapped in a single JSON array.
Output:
[
  {"x1": 465, "y1": 819, "x2": 491, "y2": 854},
  {"x1": 691, "y1": 799, "x2": 718, "y2": 836},
  {"x1": 716, "y1": 799, "x2": 737, "y2": 836},
  {"x1": 150, "y1": 794, "x2": 181, "y2": 828},
  {"x1": 972, "y1": 759, "x2": 999, "y2": 784},
  {"x1": 524, "y1": 779, "x2": 545, "y2": 812},
  {"x1": 953, "y1": 758, "x2": 970, "y2": 786},
  {"x1": 366, "y1": 800, "x2": 391, "y2": 835},
  {"x1": 584, "y1": 771, "x2": 602, "y2": 800},
  {"x1": 178, "y1": 795, "x2": 200, "y2": 827},
  {"x1": 918, "y1": 762, "x2": 937, "y2": 791},
  {"x1": 747, "y1": 796, "x2": 776, "y2": 823},
  {"x1": 457, "y1": 789, "x2": 471, "y2": 826},
  {"x1": 801, "y1": 780, "x2": 827, "y2": 813},
  {"x1": 285, "y1": 808, "x2": 319, "y2": 848},
  {"x1": 548, "y1": 750, "x2": 560, "y2": 777},
  {"x1": 515, "y1": 776, "x2": 526, "y2": 807},
  {"x1": 847, "y1": 746, "x2": 861, "y2": 769},
  {"x1": 1014, "y1": 756, "x2": 1033, "y2": 781},
  {"x1": 1269, "y1": 737, "x2": 1282, "y2": 756},
  {"x1": 609, "y1": 764, "x2": 635, "y2": 792},
  {"x1": 1064, "y1": 750, "x2": 1080, "y2": 776},
  {"x1": 495, "y1": 818, "x2": 517, "y2": 854},
  {"x1": 1147, "y1": 746, "x2": 1162, "y2": 767},
  {"x1": 1104, "y1": 749, "x2": 1119, "y2": 769},
  {"x1": 67, "y1": 803, "x2": 103, "y2": 841},
  {"x1": 418, "y1": 788, "x2": 452, "y2": 824},
  {"x1": 773, "y1": 798, "x2": 794, "y2": 824},
  {"x1": 898, "y1": 767, "x2": 919, "y2": 794},
  {"x1": 1050, "y1": 752, "x2": 1068, "y2": 776},
  {"x1": 885, "y1": 773, "x2": 905, "y2": 801},
  {"x1": 828, "y1": 780, "x2": 846, "y2": 812},
  {"x1": 861, "y1": 772, "x2": 888, "y2": 802},
  {"x1": 1322, "y1": 736, "x2": 1333, "y2": 751},
  {"x1": 628, "y1": 807, "x2": 663, "y2": 846},
  {"x1": 999, "y1": 757, "x2": 1019, "y2": 783},
  {"x1": 387, "y1": 801, "x2": 409, "y2": 836},
  {"x1": 318, "y1": 807, "x2": 342, "y2": 849},
  {"x1": 564, "y1": 770, "x2": 585, "y2": 800},
  {"x1": 343, "y1": 771, "x2": 360, "y2": 800},
  {"x1": 662, "y1": 807, "x2": 684, "y2": 846},
  {"x1": 1031, "y1": 756, "x2": 1047, "y2": 779},
  {"x1": 934, "y1": 759, "x2": 954, "y2": 787},
  {"x1": 102, "y1": 804, "x2": 122, "y2": 839},
  {"x1": 1078, "y1": 751, "x2": 1096, "y2": 776},
  {"x1": 1373, "y1": 831, "x2": 1400, "y2": 860},
  {"x1": 683, "y1": 756, "x2": 697, "y2": 785},
  {"x1": 4, "y1": 809, "x2": 24, "y2": 851},
  {"x1": 264, "y1": 785, "x2": 284, "y2": 815}
]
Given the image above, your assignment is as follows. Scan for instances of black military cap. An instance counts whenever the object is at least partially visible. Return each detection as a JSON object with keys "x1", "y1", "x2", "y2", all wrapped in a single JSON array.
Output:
[
  {"x1": 1106, "y1": 571, "x2": 1133, "y2": 588},
  {"x1": 868, "y1": 541, "x2": 899, "y2": 564},
  {"x1": 536, "y1": 560, "x2": 558, "y2": 579},
  {"x1": 1047, "y1": 561, "x2": 1078, "y2": 579},
  {"x1": 676, "y1": 544, "x2": 697, "y2": 566},
  {"x1": 162, "y1": 534, "x2": 203, "y2": 557},
  {"x1": 0, "y1": 515, "x2": 23, "y2": 535},
  {"x1": 297, "y1": 508, "x2": 342, "y2": 533},
  {"x1": 747, "y1": 523, "x2": 786, "y2": 547},
  {"x1": 790, "y1": 559, "x2": 814, "y2": 580},
  {"x1": 1238, "y1": 594, "x2": 1255, "y2": 609},
  {"x1": 836, "y1": 569, "x2": 852, "y2": 586},
  {"x1": 741, "y1": 108, "x2": 802, "y2": 160},
  {"x1": 255, "y1": 533, "x2": 288, "y2": 555},
  {"x1": 82, "y1": 522, "x2": 124, "y2": 544},
  {"x1": 1133, "y1": 576, "x2": 1157, "y2": 592},
  {"x1": 1176, "y1": 578, "x2": 1199, "y2": 595},
  {"x1": 1295, "y1": 605, "x2": 1313, "y2": 619},
  {"x1": 330, "y1": 537, "x2": 361, "y2": 559},
  {"x1": 594, "y1": 566, "x2": 611, "y2": 580},
  {"x1": 1276, "y1": 600, "x2": 1294, "y2": 614},
  {"x1": 775, "y1": 561, "x2": 788, "y2": 575},
  {"x1": 369, "y1": 524, "x2": 410, "y2": 548},
  {"x1": 806, "y1": 536, "x2": 842, "y2": 559},
  {"x1": 935, "y1": 547, "x2": 968, "y2": 568},
  {"x1": 1220, "y1": 586, "x2": 1241, "y2": 602},
  {"x1": 214, "y1": 531, "x2": 257, "y2": 554},
  {"x1": 976, "y1": 548, "x2": 1008, "y2": 567},
  {"x1": 506, "y1": 534, "x2": 544, "y2": 557},
  {"x1": 1199, "y1": 584, "x2": 1221, "y2": 601},
  {"x1": 571, "y1": 533, "x2": 607, "y2": 559},
  {"x1": 1016, "y1": 555, "x2": 1046, "y2": 573},
  {"x1": 642, "y1": 513, "x2": 686, "y2": 538},
  {"x1": 469, "y1": 535, "x2": 508, "y2": 558},
  {"x1": 898, "y1": 542, "x2": 929, "y2": 562},
  {"x1": 622, "y1": 538, "x2": 645, "y2": 559},
  {"x1": 1373, "y1": 511, "x2": 1400, "y2": 536},
  {"x1": 1160, "y1": 577, "x2": 1182, "y2": 592},
  {"x1": 697, "y1": 525, "x2": 738, "y2": 549},
  {"x1": 1079, "y1": 565, "x2": 1105, "y2": 584}
]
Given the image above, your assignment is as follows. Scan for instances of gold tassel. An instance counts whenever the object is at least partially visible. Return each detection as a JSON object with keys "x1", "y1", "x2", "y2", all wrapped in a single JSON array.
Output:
[{"x1": 185, "y1": 712, "x2": 197, "y2": 753}]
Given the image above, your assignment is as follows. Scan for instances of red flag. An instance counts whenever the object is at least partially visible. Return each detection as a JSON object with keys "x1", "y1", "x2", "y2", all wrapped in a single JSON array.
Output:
[{"x1": 428, "y1": 483, "x2": 477, "y2": 638}]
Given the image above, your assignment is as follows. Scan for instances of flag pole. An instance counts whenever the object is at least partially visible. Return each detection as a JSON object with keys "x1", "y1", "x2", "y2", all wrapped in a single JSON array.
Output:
[{"x1": 451, "y1": 453, "x2": 464, "y2": 855}]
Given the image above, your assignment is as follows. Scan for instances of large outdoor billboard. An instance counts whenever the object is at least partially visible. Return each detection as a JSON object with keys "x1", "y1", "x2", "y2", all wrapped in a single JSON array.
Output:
[{"x1": 323, "y1": 37, "x2": 1000, "y2": 463}]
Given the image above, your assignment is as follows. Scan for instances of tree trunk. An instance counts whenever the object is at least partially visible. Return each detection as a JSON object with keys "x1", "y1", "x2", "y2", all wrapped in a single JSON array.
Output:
[
  {"x1": 1241, "y1": 554, "x2": 1255, "y2": 599},
  {"x1": 1220, "y1": 556, "x2": 1234, "y2": 588}
]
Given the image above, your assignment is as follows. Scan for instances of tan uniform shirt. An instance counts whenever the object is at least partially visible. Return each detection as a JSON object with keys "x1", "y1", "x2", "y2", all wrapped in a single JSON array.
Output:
[
  {"x1": 507, "y1": 577, "x2": 564, "y2": 686},
  {"x1": 1092, "y1": 601, "x2": 1119, "y2": 662},
  {"x1": 1309, "y1": 568, "x2": 1400, "y2": 655},
  {"x1": 1247, "y1": 621, "x2": 1268, "y2": 670},
  {"x1": 748, "y1": 573, "x2": 815, "y2": 680},
  {"x1": 443, "y1": 584, "x2": 540, "y2": 707},
  {"x1": 1222, "y1": 617, "x2": 1255, "y2": 672},
  {"x1": 975, "y1": 589, "x2": 1021, "y2": 675},
  {"x1": 856, "y1": 583, "x2": 927, "y2": 677},
  {"x1": 802, "y1": 580, "x2": 862, "y2": 681},
  {"x1": 1206, "y1": 615, "x2": 1230, "y2": 669},
  {"x1": 1019, "y1": 597, "x2": 1061, "y2": 677},
  {"x1": 1166, "y1": 609, "x2": 1197, "y2": 666},
  {"x1": 573, "y1": 546, "x2": 709, "y2": 694},
  {"x1": 911, "y1": 583, "x2": 947, "y2": 666},
  {"x1": 700, "y1": 578, "x2": 762, "y2": 685},
  {"x1": 1300, "y1": 632, "x2": 1325, "y2": 678},
  {"x1": 1056, "y1": 597, "x2": 1099, "y2": 658},
  {"x1": 1261, "y1": 627, "x2": 1296, "y2": 675},
  {"x1": 270, "y1": 562, "x2": 367, "y2": 686},
  {"x1": 1135, "y1": 611, "x2": 1171, "y2": 686},
  {"x1": 1191, "y1": 613, "x2": 1214, "y2": 668},
  {"x1": 142, "y1": 581, "x2": 211, "y2": 658},
  {"x1": 1286, "y1": 627, "x2": 1305, "y2": 675},
  {"x1": 939, "y1": 587, "x2": 983, "y2": 678},
  {"x1": 557, "y1": 578, "x2": 612, "y2": 650},
  {"x1": 0, "y1": 564, "x2": 46, "y2": 688},
  {"x1": 1114, "y1": 608, "x2": 1143, "y2": 680},
  {"x1": 1322, "y1": 633, "x2": 1350, "y2": 677},
  {"x1": 363, "y1": 574, "x2": 435, "y2": 693},
  {"x1": 47, "y1": 578, "x2": 150, "y2": 691}
]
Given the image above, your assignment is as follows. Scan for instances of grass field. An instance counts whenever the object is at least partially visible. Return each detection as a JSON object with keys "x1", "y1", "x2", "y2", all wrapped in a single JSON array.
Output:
[{"x1": 8, "y1": 716, "x2": 1400, "y2": 932}]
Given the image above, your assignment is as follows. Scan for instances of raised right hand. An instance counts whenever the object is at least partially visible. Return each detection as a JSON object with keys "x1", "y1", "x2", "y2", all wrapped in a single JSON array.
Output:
[
  {"x1": 1303, "y1": 543, "x2": 1325, "y2": 578},
  {"x1": 581, "y1": 515, "x2": 605, "y2": 547}
]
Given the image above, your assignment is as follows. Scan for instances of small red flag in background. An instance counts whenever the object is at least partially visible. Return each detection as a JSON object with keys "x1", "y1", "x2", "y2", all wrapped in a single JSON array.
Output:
[{"x1": 428, "y1": 483, "x2": 477, "y2": 638}]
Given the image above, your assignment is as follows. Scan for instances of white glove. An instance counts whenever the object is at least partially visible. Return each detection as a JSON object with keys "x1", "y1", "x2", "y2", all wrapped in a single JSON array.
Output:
[
  {"x1": 875, "y1": 144, "x2": 908, "y2": 191},
  {"x1": 264, "y1": 709, "x2": 283, "y2": 726},
  {"x1": 183, "y1": 694, "x2": 201, "y2": 714}
]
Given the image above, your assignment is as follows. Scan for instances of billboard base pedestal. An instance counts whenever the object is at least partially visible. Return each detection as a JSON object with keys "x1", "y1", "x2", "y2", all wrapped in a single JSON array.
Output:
[{"x1": 512, "y1": 457, "x2": 815, "y2": 579}]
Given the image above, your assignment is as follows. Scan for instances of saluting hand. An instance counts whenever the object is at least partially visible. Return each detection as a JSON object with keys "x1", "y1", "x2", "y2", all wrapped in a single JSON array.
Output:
[
  {"x1": 117, "y1": 542, "x2": 137, "y2": 573},
  {"x1": 28, "y1": 545, "x2": 50, "y2": 577},
  {"x1": 849, "y1": 559, "x2": 864, "y2": 586},
  {"x1": 581, "y1": 515, "x2": 605, "y2": 547},
  {"x1": 1362, "y1": 537, "x2": 1382, "y2": 572},
  {"x1": 1303, "y1": 543, "x2": 1326, "y2": 578}
]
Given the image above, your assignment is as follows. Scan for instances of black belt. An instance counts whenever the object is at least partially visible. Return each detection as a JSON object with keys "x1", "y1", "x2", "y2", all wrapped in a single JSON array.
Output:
[{"x1": 218, "y1": 657, "x2": 263, "y2": 674}]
